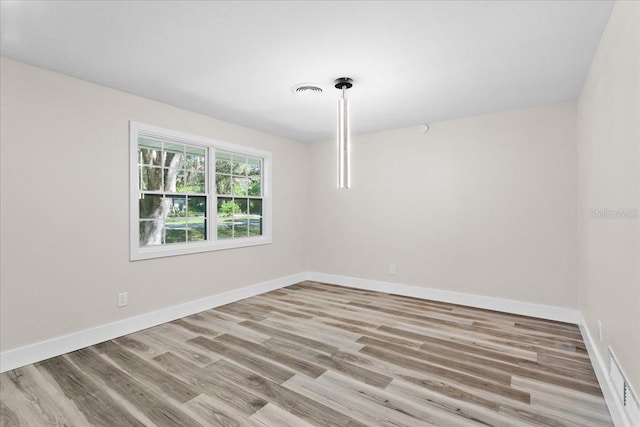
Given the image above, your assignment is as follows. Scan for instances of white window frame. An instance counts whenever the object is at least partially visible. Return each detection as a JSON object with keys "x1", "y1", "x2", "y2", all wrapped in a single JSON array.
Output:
[{"x1": 130, "y1": 121, "x2": 272, "y2": 261}]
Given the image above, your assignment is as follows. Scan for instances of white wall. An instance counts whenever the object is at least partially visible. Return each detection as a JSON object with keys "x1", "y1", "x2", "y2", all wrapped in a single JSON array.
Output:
[
  {"x1": 577, "y1": 0, "x2": 640, "y2": 394},
  {"x1": 0, "y1": 57, "x2": 310, "y2": 351},
  {"x1": 309, "y1": 102, "x2": 578, "y2": 308}
]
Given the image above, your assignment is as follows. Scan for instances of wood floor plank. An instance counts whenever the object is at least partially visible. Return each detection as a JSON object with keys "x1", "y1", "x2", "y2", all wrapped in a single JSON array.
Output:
[
  {"x1": 187, "y1": 335, "x2": 295, "y2": 384},
  {"x1": 1, "y1": 281, "x2": 613, "y2": 427},
  {"x1": 384, "y1": 376, "x2": 518, "y2": 426},
  {"x1": 285, "y1": 372, "x2": 428, "y2": 427},
  {"x1": 152, "y1": 351, "x2": 268, "y2": 417},
  {"x1": 379, "y1": 323, "x2": 537, "y2": 361},
  {"x1": 67, "y1": 348, "x2": 201, "y2": 427},
  {"x1": 497, "y1": 404, "x2": 574, "y2": 427},
  {"x1": 260, "y1": 317, "x2": 365, "y2": 352},
  {"x1": 374, "y1": 326, "x2": 537, "y2": 364},
  {"x1": 240, "y1": 320, "x2": 339, "y2": 353},
  {"x1": 170, "y1": 318, "x2": 221, "y2": 337},
  {"x1": 367, "y1": 332, "x2": 600, "y2": 395},
  {"x1": 359, "y1": 344, "x2": 530, "y2": 405},
  {"x1": 322, "y1": 320, "x2": 427, "y2": 349},
  {"x1": 0, "y1": 365, "x2": 89, "y2": 427},
  {"x1": 214, "y1": 333, "x2": 327, "y2": 379},
  {"x1": 97, "y1": 341, "x2": 199, "y2": 404},
  {"x1": 0, "y1": 401, "x2": 19, "y2": 427},
  {"x1": 511, "y1": 376, "x2": 613, "y2": 425},
  {"x1": 118, "y1": 328, "x2": 217, "y2": 367},
  {"x1": 282, "y1": 377, "x2": 386, "y2": 427},
  {"x1": 249, "y1": 403, "x2": 316, "y2": 427},
  {"x1": 181, "y1": 311, "x2": 272, "y2": 344},
  {"x1": 265, "y1": 313, "x2": 365, "y2": 343},
  {"x1": 37, "y1": 356, "x2": 146, "y2": 426},
  {"x1": 209, "y1": 359, "x2": 369, "y2": 427},
  {"x1": 182, "y1": 393, "x2": 265, "y2": 427},
  {"x1": 358, "y1": 335, "x2": 514, "y2": 385},
  {"x1": 259, "y1": 336, "x2": 392, "y2": 389}
]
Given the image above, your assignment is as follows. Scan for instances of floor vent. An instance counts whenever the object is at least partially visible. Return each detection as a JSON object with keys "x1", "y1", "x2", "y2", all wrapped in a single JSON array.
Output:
[{"x1": 609, "y1": 348, "x2": 640, "y2": 426}]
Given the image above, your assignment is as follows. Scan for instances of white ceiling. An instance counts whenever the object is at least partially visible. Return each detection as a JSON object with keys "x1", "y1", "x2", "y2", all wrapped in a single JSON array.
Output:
[{"x1": 1, "y1": 1, "x2": 613, "y2": 142}]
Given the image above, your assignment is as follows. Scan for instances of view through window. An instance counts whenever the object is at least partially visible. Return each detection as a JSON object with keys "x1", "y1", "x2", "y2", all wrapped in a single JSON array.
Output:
[{"x1": 130, "y1": 122, "x2": 271, "y2": 260}]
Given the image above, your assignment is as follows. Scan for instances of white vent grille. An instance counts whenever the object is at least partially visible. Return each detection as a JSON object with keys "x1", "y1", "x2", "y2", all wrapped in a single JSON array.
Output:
[
  {"x1": 291, "y1": 83, "x2": 323, "y2": 95},
  {"x1": 610, "y1": 351, "x2": 625, "y2": 401},
  {"x1": 624, "y1": 383, "x2": 640, "y2": 427},
  {"x1": 609, "y1": 348, "x2": 640, "y2": 426}
]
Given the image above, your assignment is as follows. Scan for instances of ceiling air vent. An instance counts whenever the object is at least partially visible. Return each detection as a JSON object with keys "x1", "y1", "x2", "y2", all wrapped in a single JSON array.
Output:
[{"x1": 291, "y1": 83, "x2": 323, "y2": 95}]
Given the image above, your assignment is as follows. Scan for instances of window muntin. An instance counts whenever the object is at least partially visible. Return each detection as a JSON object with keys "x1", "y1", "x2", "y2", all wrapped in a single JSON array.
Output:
[{"x1": 130, "y1": 122, "x2": 271, "y2": 260}]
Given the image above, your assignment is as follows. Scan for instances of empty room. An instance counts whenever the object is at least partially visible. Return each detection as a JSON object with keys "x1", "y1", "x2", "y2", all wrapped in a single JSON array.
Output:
[{"x1": 0, "y1": 1, "x2": 638, "y2": 426}]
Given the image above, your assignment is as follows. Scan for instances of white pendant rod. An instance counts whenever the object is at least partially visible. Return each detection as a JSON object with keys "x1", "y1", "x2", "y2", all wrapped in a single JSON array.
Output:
[{"x1": 336, "y1": 79, "x2": 352, "y2": 189}]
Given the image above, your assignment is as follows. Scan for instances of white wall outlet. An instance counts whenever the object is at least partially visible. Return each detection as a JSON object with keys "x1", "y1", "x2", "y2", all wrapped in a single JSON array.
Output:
[
  {"x1": 598, "y1": 320, "x2": 602, "y2": 341},
  {"x1": 389, "y1": 264, "x2": 396, "y2": 275},
  {"x1": 117, "y1": 292, "x2": 128, "y2": 307}
]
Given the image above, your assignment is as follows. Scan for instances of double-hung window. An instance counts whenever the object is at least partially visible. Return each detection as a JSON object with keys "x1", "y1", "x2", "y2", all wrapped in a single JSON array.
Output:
[{"x1": 130, "y1": 122, "x2": 271, "y2": 260}]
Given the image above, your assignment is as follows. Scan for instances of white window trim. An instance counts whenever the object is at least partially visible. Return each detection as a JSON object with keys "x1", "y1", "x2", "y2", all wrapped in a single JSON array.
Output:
[{"x1": 129, "y1": 121, "x2": 272, "y2": 261}]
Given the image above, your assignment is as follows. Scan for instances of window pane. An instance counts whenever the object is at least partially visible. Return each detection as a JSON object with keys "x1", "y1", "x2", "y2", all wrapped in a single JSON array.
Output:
[
  {"x1": 217, "y1": 223, "x2": 233, "y2": 239},
  {"x1": 140, "y1": 166, "x2": 163, "y2": 191},
  {"x1": 139, "y1": 194, "x2": 165, "y2": 219},
  {"x1": 248, "y1": 176, "x2": 261, "y2": 196},
  {"x1": 248, "y1": 199, "x2": 262, "y2": 216},
  {"x1": 232, "y1": 155, "x2": 248, "y2": 175},
  {"x1": 188, "y1": 219, "x2": 206, "y2": 241},
  {"x1": 233, "y1": 219, "x2": 249, "y2": 238},
  {"x1": 249, "y1": 217, "x2": 262, "y2": 236},
  {"x1": 166, "y1": 195, "x2": 186, "y2": 217},
  {"x1": 182, "y1": 171, "x2": 205, "y2": 193},
  {"x1": 164, "y1": 143, "x2": 184, "y2": 155},
  {"x1": 163, "y1": 167, "x2": 180, "y2": 192},
  {"x1": 216, "y1": 174, "x2": 232, "y2": 195},
  {"x1": 139, "y1": 219, "x2": 165, "y2": 246},
  {"x1": 186, "y1": 146, "x2": 206, "y2": 172},
  {"x1": 217, "y1": 197, "x2": 239, "y2": 217},
  {"x1": 138, "y1": 138, "x2": 163, "y2": 166},
  {"x1": 217, "y1": 197, "x2": 233, "y2": 240},
  {"x1": 164, "y1": 144, "x2": 184, "y2": 169},
  {"x1": 248, "y1": 199, "x2": 262, "y2": 237},
  {"x1": 177, "y1": 171, "x2": 205, "y2": 193},
  {"x1": 232, "y1": 177, "x2": 249, "y2": 196},
  {"x1": 165, "y1": 194, "x2": 187, "y2": 243},
  {"x1": 235, "y1": 198, "x2": 248, "y2": 215},
  {"x1": 248, "y1": 157, "x2": 261, "y2": 177},
  {"x1": 165, "y1": 218, "x2": 187, "y2": 244},
  {"x1": 217, "y1": 197, "x2": 237, "y2": 239},
  {"x1": 188, "y1": 196, "x2": 206, "y2": 217},
  {"x1": 216, "y1": 152, "x2": 232, "y2": 174}
]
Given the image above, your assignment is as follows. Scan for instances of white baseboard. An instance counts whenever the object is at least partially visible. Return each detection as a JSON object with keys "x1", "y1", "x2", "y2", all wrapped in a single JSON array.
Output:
[
  {"x1": 579, "y1": 314, "x2": 632, "y2": 427},
  {"x1": 0, "y1": 271, "x2": 582, "y2": 373},
  {"x1": 4, "y1": 270, "x2": 626, "y2": 424},
  {"x1": 307, "y1": 272, "x2": 581, "y2": 324},
  {"x1": 0, "y1": 272, "x2": 309, "y2": 373}
]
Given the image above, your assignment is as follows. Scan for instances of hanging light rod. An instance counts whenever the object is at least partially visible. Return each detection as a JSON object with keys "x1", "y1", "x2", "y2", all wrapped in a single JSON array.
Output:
[{"x1": 335, "y1": 77, "x2": 353, "y2": 189}]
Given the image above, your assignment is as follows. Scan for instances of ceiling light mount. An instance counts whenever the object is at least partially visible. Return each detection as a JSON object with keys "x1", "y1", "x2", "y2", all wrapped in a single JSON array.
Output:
[{"x1": 334, "y1": 77, "x2": 353, "y2": 90}]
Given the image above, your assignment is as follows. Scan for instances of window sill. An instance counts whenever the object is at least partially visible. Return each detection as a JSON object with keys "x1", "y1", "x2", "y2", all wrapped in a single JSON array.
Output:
[{"x1": 130, "y1": 236, "x2": 272, "y2": 261}]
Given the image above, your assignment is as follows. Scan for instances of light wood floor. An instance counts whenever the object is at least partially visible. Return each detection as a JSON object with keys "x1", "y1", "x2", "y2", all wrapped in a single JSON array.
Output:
[{"x1": 1, "y1": 281, "x2": 613, "y2": 426}]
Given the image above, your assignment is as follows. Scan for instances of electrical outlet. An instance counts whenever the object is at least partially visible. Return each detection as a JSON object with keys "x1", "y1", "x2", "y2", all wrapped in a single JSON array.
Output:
[
  {"x1": 389, "y1": 264, "x2": 396, "y2": 275},
  {"x1": 118, "y1": 292, "x2": 128, "y2": 307},
  {"x1": 598, "y1": 320, "x2": 603, "y2": 341}
]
